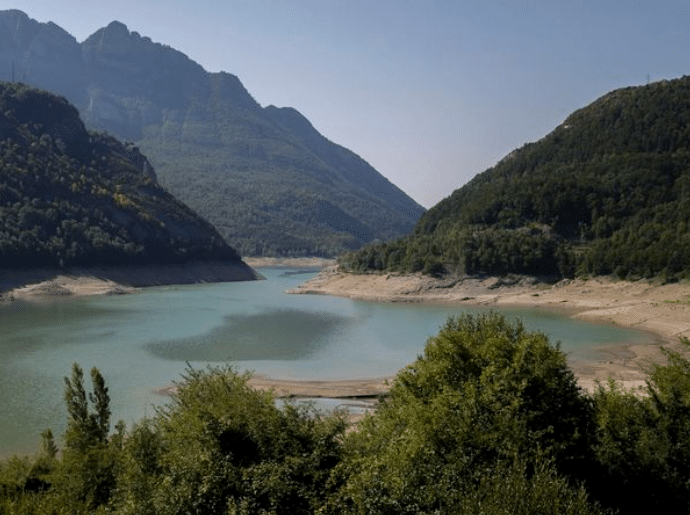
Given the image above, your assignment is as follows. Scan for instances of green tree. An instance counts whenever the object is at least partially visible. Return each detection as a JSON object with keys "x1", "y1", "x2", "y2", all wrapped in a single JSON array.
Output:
[
  {"x1": 339, "y1": 313, "x2": 598, "y2": 514},
  {"x1": 119, "y1": 365, "x2": 347, "y2": 515},
  {"x1": 342, "y1": 76, "x2": 690, "y2": 281},
  {"x1": 56, "y1": 363, "x2": 118, "y2": 511},
  {"x1": 592, "y1": 337, "x2": 690, "y2": 513}
]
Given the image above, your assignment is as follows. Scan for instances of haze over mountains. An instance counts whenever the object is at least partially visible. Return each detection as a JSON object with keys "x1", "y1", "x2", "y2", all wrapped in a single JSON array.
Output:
[{"x1": 0, "y1": 9, "x2": 425, "y2": 257}]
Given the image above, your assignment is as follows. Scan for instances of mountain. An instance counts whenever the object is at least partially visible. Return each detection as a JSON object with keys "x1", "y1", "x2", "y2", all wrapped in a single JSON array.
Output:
[
  {"x1": 0, "y1": 80, "x2": 256, "y2": 281},
  {"x1": 0, "y1": 10, "x2": 425, "y2": 257},
  {"x1": 341, "y1": 76, "x2": 690, "y2": 281}
]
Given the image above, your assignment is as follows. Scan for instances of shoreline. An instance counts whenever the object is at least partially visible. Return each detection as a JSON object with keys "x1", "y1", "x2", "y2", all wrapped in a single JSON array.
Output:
[
  {"x1": 288, "y1": 267, "x2": 690, "y2": 343},
  {"x1": 0, "y1": 257, "x2": 330, "y2": 300},
  {"x1": 154, "y1": 375, "x2": 390, "y2": 401},
  {"x1": 0, "y1": 260, "x2": 261, "y2": 301},
  {"x1": 288, "y1": 267, "x2": 690, "y2": 393},
  {"x1": 6, "y1": 259, "x2": 689, "y2": 401},
  {"x1": 243, "y1": 257, "x2": 337, "y2": 269}
]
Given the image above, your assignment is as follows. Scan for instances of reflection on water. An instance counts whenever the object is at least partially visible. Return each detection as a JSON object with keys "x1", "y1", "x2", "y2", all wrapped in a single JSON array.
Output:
[
  {"x1": 148, "y1": 309, "x2": 353, "y2": 361},
  {"x1": 0, "y1": 267, "x2": 656, "y2": 456},
  {"x1": 0, "y1": 300, "x2": 117, "y2": 356}
]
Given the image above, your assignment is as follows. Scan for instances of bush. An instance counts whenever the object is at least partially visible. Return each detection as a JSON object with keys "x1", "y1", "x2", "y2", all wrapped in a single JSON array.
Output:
[
  {"x1": 117, "y1": 366, "x2": 347, "y2": 515},
  {"x1": 592, "y1": 337, "x2": 690, "y2": 512},
  {"x1": 3, "y1": 329, "x2": 690, "y2": 513},
  {"x1": 338, "y1": 312, "x2": 598, "y2": 514}
]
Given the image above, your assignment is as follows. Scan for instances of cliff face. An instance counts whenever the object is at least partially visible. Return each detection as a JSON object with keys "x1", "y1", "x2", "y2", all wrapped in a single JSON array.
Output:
[
  {"x1": 0, "y1": 10, "x2": 426, "y2": 257},
  {"x1": 0, "y1": 13, "x2": 261, "y2": 143},
  {"x1": 0, "y1": 10, "x2": 84, "y2": 99}
]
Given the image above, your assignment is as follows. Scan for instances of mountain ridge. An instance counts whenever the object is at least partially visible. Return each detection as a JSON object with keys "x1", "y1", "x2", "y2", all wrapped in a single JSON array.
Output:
[{"x1": 0, "y1": 10, "x2": 425, "y2": 256}]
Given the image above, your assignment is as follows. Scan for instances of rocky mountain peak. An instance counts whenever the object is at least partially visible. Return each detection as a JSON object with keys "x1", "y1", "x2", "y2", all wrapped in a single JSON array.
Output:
[
  {"x1": 0, "y1": 8, "x2": 31, "y2": 27},
  {"x1": 82, "y1": 20, "x2": 154, "y2": 56},
  {"x1": 0, "y1": 10, "x2": 38, "y2": 54},
  {"x1": 105, "y1": 20, "x2": 129, "y2": 35},
  {"x1": 0, "y1": 10, "x2": 76, "y2": 53}
]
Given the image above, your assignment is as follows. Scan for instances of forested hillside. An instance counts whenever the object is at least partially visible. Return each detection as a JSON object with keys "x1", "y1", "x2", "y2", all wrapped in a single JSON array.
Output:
[
  {"x1": 0, "y1": 82, "x2": 246, "y2": 270},
  {"x1": 0, "y1": 10, "x2": 425, "y2": 257},
  {"x1": 342, "y1": 76, "x2": 690, "y2": 280}
]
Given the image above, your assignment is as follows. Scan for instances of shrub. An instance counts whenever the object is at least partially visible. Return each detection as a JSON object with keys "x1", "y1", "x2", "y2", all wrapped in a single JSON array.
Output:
[{"x1": 338, "y1": 312, "x2": 598, "y2": 514}]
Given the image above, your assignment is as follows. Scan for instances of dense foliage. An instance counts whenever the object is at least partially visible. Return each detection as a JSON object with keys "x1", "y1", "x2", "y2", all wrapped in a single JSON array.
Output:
[
  {"x1": 2, "y1": 313, "x2": 689, "y2": 514},
  {"x1": 341, "y1": 76, "x2": 690, "y2": 280},
  {"x1": 0, "y1": 82, "x2": 241, "y2": 269},
  {"x1": 0, "y1": 364, "x2": 348, "y2": 515},
  {"x1": 336, "y1": 313, "x2": 598, "y2": 514}
]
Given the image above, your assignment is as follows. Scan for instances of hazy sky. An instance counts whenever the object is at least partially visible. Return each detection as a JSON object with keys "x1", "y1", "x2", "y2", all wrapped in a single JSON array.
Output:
[{"x1": 8, "y1": 1, "x2": 690, "y2": 207}]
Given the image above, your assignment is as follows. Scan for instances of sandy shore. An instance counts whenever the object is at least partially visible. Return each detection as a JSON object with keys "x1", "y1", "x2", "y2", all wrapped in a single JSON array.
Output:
[
  {"x1": 7, "y1": 259, "x2": 689, "y2": 404},
  {"x1": 0, "y1": 260, "x2": 261, "y2": 301},
  {"x1": 0, "y1": 258, "x2": 326, "y2": 300},
  {"x1": 154, "y1": 267, "x2": 690, "y2": 403},
  {"x1": 7, "y1": 275, "x2": 135, "y2": 299},
  {"x1": 247, "y1": 375, "x2": 390, "y2": 399},
  {"x1": 288, "y1": 267, "x2": 690, "y2": 393}
]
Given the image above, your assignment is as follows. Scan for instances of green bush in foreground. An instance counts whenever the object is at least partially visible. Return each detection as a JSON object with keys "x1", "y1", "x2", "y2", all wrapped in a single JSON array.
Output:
[
  {"x1": 1, "y1": 314, "x2": 689, "y2": 514},
  {"x1": 0, "y1": 365, "x2": 347, "y2": 515},
  {"x1": 130, "y1": 367, "x2": 347, "y2": 515},
  {"x1": 591, "y1": 338, "x2": 690, "y2": 513},
  {"x1": 335, "y1": 312, "x2": 600, "y2": 514}
]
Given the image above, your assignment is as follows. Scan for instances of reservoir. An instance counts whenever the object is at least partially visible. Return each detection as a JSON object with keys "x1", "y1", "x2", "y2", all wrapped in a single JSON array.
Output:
[{"x1": 0, "y1": 267, "x2": 655, "y2": 456}]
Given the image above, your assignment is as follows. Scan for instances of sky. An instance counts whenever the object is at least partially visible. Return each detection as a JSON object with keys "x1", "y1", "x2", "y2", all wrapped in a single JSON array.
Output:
[{"x1": 6, "y1": 1, "x2": 690, "y2": 208}]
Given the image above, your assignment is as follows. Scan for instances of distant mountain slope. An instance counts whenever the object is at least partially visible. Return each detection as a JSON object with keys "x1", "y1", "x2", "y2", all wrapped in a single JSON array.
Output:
[
  {"x1": 341, "y1": 76, "x2": 690, "y2": 281},
  {"x1": 0, "y1": 10, "x2": 425, "y2": 257},
  {"x1": 0, "y1": 81, "x2": 254, "y2": 276}
]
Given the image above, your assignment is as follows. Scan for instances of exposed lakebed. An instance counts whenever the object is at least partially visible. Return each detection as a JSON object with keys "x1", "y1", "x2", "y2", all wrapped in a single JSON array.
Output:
[{"x1": 0, "y1": 267, "x2": 654, "y2": 456}]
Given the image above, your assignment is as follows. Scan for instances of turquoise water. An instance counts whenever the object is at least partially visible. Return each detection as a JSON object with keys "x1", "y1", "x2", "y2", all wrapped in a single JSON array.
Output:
[{"x1": 0, "y1": 268, "x2": 655, "y2": 456}]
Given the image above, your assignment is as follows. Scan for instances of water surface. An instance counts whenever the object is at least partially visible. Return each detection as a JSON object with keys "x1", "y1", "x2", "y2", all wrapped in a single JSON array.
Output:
[{"x1": 0, "y1": 267, "x2": 655, "y2": 456}]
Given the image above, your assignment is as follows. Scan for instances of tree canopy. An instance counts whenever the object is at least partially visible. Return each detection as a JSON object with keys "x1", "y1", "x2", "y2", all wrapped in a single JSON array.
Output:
[{"x1": 0, "y1": 82, "x2": 241, "y2": 269}]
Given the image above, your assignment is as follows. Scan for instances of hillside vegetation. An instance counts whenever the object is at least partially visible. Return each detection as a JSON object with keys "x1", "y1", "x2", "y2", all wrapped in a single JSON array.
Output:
[
  {"x1": 341, "y1": 76, "x2": 690, "y2": 281},
  {"x1": 139, "y1": 105, "x2": 422, "y2": 257},
  {"x1": 2, "y1": 313, "x2": 689, "y2": 513},
  {"x1": 0, "y1": 11, "x2": 425, "y2": 257},
  {"x1": 0, "y1": 82, "x2": 243, "y2": 269}
]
